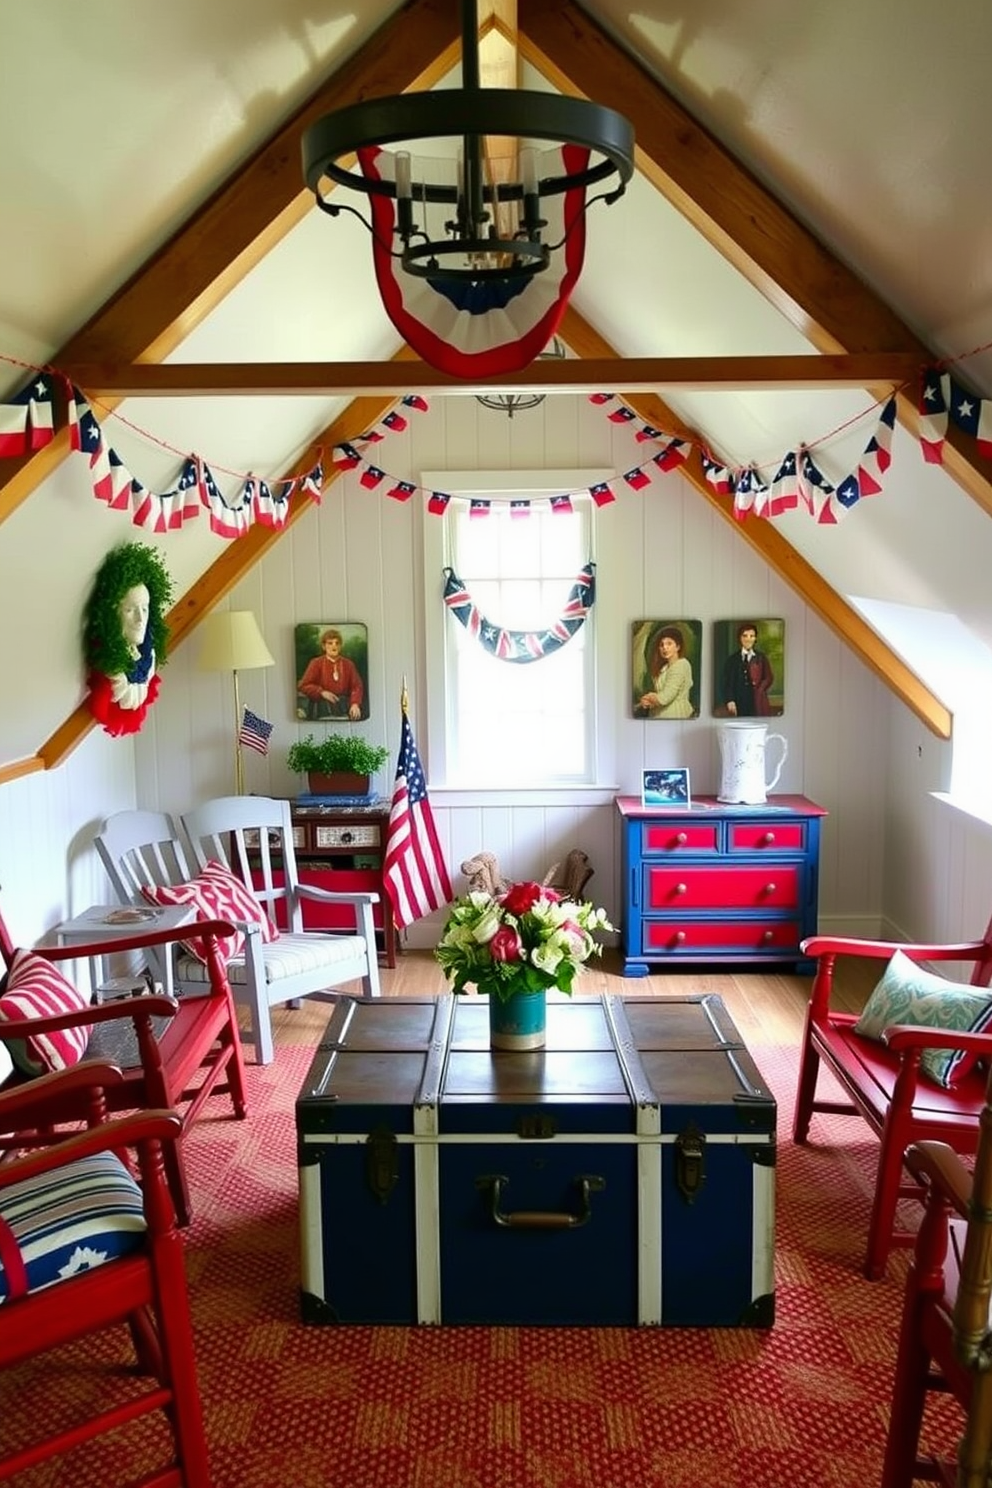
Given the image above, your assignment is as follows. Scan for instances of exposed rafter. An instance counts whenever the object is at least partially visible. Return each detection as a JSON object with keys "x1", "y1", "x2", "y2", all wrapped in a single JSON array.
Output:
[
  {"x1": 60, "y1": 352, "x2": 921, "y2": 398},
  {"x1": 0, "y1": 0, "x2": 962, "y2": 781},
  {"x1": 559, "y1": 308, "x2": 951, "y2": 740},
  {"x1": 519, "y1": 0, "x2": 992, "y2": 521}
]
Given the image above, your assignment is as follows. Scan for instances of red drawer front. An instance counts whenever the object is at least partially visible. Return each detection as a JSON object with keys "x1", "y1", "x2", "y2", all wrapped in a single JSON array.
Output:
[
  {"x1": 646, "y1": 865, "x2": 800, "y2": 910},
  {"x1": 644, "y1": 919, "x2": 801, "y2": 953},
  {"x1": 255, "y1": 868, "x2": 385, "y2": 933},
  {"x1": 728, "y1": 822, "x2": 805, "y2": 853},
  {"x1": 642, "y1": 823, "x2": 720, "y2": 855}
]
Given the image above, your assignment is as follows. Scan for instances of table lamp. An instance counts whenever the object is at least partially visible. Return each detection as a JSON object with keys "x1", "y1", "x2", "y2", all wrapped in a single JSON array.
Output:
[{"x1": 198, "y1": 610, "x2": 275, "y2": 793}]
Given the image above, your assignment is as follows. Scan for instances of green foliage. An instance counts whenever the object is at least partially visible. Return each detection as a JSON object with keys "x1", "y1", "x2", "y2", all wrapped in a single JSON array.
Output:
[
  {"x1": 82, "y1": 542, "x2": 173, "y2": 677},
  {"x1": 286, "y1": 733, "x2": 389, "y2": 776}
]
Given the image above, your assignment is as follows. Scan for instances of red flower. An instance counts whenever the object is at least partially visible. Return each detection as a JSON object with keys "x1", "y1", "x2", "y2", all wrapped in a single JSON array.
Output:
[
  {"x1": 490, "y1": 926, "x2": 523, "y2": 963},
  {"x1": 501, "y1": 881, "x2": 545, "y2": 916}
]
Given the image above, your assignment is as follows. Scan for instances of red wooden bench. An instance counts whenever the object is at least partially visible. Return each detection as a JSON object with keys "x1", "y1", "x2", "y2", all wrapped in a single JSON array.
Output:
[{"x1": 793, "y1": 917, "x2": 992, "y2": 1280}]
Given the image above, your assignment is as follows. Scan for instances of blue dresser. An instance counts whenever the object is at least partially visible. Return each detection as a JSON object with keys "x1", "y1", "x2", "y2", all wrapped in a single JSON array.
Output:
[{"x1": 617, "y1": 794, "x2": 826, "y2": 976}]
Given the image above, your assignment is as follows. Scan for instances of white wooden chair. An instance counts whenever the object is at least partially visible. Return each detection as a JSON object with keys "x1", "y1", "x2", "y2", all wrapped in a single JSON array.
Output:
[
  {"x1": 95, "y1": 799, "x2": 381, "y2": 1065},
  {"x1": 93, "y1": 808, "x2": 195, "y2": 999},
  {"x1": 179, "y1": 796, "x2": 381, "y2": 1064}
]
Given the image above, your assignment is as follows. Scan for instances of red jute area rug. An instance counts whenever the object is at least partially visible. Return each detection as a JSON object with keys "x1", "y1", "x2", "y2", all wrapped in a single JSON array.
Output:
[{"x1": 1, "y1": 1039, "x2": 964, "y2": 1487}]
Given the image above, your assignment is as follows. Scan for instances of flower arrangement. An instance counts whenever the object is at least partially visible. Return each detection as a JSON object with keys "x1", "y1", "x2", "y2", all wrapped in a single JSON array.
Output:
[{"x1": 435, "y1": 880, "x2": 613, "y2": 1002}]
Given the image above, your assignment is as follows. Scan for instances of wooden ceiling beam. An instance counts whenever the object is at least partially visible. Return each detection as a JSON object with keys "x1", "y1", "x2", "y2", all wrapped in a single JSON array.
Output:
[
  {"x1": 0, "y1": 0, "x2": 460, "y2": 523},
  {"x1": 62, "y1": 352, "x2": 921, "y2": 398},
  {"x1": 519, "y1": 0, "x2": 992, "y2": 522},
  {"x1": 560, "y1": 307, "x2": 952, "y2": 740}
]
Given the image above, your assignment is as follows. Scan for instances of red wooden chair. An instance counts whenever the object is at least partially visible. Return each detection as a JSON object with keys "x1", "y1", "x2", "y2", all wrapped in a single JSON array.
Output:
[
  {"x1": 0, "y1": 908, "x2": 248, "y2": 1225},
  {"x1": 0, "y1": 1060, "x2": 211, "y2": 1486},
  {"x1": 793, "y1": 918, "x2": 992, "y2": 1279},
  {"x1": 882, "y1": 1137, "x2": 992, "y2": 1487}
]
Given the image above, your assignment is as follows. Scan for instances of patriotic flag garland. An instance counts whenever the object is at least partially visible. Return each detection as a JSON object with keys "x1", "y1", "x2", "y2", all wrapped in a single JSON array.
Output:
[
  {"x1": 442, "y1": 563, "x2": 596, "y2": 664},
  {"x1": 16, "y1": 345, "x2": 992, "y2": 534}
]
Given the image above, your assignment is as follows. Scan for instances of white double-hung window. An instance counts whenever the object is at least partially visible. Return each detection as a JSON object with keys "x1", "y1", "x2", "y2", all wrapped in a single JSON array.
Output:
[{"x1": 423, "y1": 471, "x2": 608, "y2": 789}]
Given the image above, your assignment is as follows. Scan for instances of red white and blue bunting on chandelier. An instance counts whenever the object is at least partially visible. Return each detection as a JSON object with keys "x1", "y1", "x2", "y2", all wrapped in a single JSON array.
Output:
[
  {"x1": 361, "y1": 144, "x2": 589, "y2": 378},
  {"x1": 443, "y1": 563, "x2": 595, "y2": 663},
  {"x1": 2, "y1": 353, "x2": 992, "y2": 536}
]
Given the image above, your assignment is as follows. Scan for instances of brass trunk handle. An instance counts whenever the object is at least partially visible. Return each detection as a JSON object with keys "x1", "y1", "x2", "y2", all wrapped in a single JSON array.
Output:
[{"x1": 477, "y1": 1173, "x2": 606, "y2": 1229}]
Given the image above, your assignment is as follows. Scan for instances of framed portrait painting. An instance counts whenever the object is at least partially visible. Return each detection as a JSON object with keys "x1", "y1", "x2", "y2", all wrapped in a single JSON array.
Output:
[
  {"x1": 631, "y1": 618, "x2": 702, "y2": 720},
  {"x1": 712, "y1": 618, "x2": 785, "y2": 718},
  {"x1": 295, "y1": 622, "x2": 369, "y2": 722}
]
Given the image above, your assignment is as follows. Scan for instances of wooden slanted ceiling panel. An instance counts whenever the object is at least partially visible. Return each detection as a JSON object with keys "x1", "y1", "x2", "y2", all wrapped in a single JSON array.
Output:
[
  {"x1": 519, "y1": 0, "x2": 992, "y2": 523},
  {"x1": 0, "y1": 0, "x2": 461, "y2": 523},
  {"x1": 559, "y1": 307, "x2": 952, "y2": 740}
]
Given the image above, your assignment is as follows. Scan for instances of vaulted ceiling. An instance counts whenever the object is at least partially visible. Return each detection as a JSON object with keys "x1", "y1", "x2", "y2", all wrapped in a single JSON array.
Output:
[{"x1": 2, "y1": 0, "x2": 991, "y2": 775}]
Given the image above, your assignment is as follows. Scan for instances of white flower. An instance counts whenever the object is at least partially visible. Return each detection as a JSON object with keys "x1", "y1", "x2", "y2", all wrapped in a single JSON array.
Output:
[{"x1": 59, "y1": 1245, "x2": 109, "y2": 1279}]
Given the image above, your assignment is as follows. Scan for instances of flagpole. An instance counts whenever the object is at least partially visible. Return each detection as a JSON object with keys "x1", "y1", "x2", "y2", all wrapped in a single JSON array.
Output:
[
  {"x1": 401, "y1": 676, "x2": 409, "y2": 714},
  {"x1": 233, "y1": 670, "x2": 245, "y2": 795}
]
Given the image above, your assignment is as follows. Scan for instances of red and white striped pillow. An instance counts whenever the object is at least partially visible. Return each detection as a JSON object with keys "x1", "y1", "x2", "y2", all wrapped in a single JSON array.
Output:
[
  {"x1": 0, "y1": 949, "x2": 91, "y2": 1075},
  {"x1": 141, "y1": 859, "x2": 279, "y2": 964}
]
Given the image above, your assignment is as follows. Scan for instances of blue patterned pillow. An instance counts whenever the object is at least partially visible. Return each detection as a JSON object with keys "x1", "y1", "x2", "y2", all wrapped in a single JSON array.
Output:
[
  {"x1": 854, "y1": 949, "x2": 992, "y2": 1088},
  {"x1": 0, "y1": 1150, "x2": 145, "y2": 1303}
]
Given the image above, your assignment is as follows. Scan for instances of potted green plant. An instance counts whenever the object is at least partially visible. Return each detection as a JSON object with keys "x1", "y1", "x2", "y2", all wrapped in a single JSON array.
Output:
[{"x1": 286, "y1": 733, "x2": 389, "y2": 796}]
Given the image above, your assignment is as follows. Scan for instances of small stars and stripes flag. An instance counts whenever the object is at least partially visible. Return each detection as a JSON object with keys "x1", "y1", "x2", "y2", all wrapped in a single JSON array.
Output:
[
  {"x1": 948, "y1": 373, "x2": 992, "y2": 458},
  {"x1": 239, "y1": 707, "x2": 273, "y2": 757},
  {"x1": 383, "y1": 695, "x2": 451, "y2": 929},
  {"x1": 0, "y1": 372, "x2": 54, "y2": 455}
]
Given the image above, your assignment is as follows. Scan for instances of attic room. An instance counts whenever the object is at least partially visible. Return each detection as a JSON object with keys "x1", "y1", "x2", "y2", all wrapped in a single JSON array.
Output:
[{"x1": 2, "y1": 1, "x2": 992, "y2": 1483}]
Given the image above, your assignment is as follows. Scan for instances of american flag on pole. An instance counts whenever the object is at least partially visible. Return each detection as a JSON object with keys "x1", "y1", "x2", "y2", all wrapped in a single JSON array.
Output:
[
  {"x1": 383, "y1": 697, "x2": 451, "y2": 929},
  {"x1": 239, "y1": 707, "x2": 273, "y2": 756}
]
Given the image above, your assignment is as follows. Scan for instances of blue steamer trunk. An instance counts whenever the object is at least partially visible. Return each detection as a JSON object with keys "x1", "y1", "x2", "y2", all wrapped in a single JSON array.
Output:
[{"x1": 296, "y1": 993, "x2": 775, "y2": 1326}]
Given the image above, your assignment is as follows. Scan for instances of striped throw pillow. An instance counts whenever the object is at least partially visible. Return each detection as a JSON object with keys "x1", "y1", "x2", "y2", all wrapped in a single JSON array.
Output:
[
  {"x1": 141, "y1": 859, "x2": 279, "y2": 964},
  {"x1": 0, "y1": 949, "x2": 91, "y2": 1075}
]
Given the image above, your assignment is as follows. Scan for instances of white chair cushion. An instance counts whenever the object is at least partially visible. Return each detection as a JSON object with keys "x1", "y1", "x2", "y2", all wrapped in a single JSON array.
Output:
[
  {"x1": 0, "y1": 1150, "x2": 145, "y2": 1303},
  {"x1": 176, "y1": 933, "x2": 368, "y2": 985}
]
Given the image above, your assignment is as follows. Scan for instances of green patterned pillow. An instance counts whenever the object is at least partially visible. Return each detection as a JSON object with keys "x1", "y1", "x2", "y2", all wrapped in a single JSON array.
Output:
[{"x1": 854, "y1": 948, "x2": 992, "y2": 1088}]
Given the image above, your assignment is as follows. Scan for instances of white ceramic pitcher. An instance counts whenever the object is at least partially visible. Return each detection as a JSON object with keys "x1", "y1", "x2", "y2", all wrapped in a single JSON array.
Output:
[{"x1": 716, "y1": 720, "x2": 788, "y2": 804}]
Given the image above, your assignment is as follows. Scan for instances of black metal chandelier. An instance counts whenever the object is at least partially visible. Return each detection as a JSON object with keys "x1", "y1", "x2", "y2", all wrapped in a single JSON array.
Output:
[
  {"x1": 301, "y1": 0, "x2": 635, "y2": 288},
  {"x1": 475, "y1": 335, "x2": 567, "y2": 415}
]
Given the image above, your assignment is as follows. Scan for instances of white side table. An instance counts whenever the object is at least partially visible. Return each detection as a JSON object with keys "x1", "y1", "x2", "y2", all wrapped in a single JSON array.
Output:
[{"x1": 53, "y1": 904, "x2": 194, "y2": 999}]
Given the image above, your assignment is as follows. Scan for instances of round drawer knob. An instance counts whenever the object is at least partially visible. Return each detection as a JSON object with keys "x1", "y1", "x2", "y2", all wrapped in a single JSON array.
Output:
[
  {"x1": 675, "y1": 832, "x2": 688, "y2": 846},
  {"x1": 761, "y1": 832, "x2": 775, "y2": 846},
  {"x1": 673, "y1": 931, "x2": 687, "y2": 946},
  {"x1": 761, "y1": 930, "x2": 774, "y2": 943},
  {"x1": 675, "y1": 882, "x2": 688, "y2": 896},
  {"x1": 763, "y1": 882, "x2": 777, "y2": 896},
  {"x1": 341, "y1": 831, "x2": 355, "y2": 845}
]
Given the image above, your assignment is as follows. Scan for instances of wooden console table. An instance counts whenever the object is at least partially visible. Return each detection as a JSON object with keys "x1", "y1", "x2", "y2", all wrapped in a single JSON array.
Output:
[{"x1": 276, "y1": 799, "x2": 397, "y2": 968}]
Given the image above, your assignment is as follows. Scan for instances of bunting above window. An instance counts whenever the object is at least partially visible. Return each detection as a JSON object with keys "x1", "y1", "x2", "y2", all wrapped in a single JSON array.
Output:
[{"x1": 442, "y1": 563, "x2": 596, "y2": 663}]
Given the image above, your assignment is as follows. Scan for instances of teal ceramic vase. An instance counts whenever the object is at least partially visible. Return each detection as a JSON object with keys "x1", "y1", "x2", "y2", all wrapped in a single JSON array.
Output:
[{"x1": 488, "y1": 987, "x2": 547, "y2": 1051}]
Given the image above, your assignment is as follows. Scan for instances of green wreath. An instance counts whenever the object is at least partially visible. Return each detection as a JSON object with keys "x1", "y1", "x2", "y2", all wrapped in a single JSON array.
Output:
[{"x1": 83, "y1": 541, "x2": 174, "y2": 678}]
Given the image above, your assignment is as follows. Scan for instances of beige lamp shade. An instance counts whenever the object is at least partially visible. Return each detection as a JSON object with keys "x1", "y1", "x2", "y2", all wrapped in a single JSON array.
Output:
[{"x1": 198, "y1": 611, "x2": 275, "y2": 673}]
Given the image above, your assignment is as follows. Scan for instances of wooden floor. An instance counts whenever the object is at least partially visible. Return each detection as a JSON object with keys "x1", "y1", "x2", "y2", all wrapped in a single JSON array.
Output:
[{"x1": 269, "y1": 944, "x2": 880, "y2": 1051}]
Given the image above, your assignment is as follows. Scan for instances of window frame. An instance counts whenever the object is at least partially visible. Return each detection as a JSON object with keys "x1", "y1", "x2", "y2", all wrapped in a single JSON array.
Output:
[{"x1": 421, "y1": 468, "x2": 612, "y2": 792}]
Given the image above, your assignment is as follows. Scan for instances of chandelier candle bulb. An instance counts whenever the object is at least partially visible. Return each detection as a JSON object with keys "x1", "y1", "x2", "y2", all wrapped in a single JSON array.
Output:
[{"x1": 395, "y1": 150, "x2": 412, "y2": 199}]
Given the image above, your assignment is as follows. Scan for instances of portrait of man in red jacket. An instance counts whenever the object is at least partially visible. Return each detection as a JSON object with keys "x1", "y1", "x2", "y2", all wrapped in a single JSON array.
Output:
[{"x1": 296, "y1": 623, "x2": 369, "y2": 721}]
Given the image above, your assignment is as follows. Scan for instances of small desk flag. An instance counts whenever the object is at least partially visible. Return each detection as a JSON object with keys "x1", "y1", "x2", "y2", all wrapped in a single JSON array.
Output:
[{"x1": 239, "y1": 707, "x2": 273, "y2": 756}]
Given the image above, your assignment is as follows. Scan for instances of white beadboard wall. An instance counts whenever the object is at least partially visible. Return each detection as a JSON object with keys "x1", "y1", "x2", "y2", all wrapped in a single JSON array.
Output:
[
  {"x1": 134, "y1": 393, "x2": 896, "y2": 947},
  {"x1": 4, "y1": 393, "x2": 990, "y2": 960}
]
